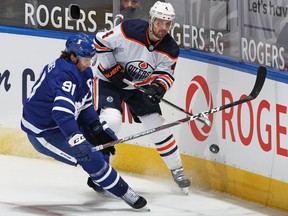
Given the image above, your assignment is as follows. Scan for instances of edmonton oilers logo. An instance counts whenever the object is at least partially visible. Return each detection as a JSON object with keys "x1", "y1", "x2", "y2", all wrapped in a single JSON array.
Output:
[
  {"x1": 186, "y1": 76, "x2": 213, "y2": 141},
  {"x1": 125, "y1": 61, "x2": 154, "y2": 81}
]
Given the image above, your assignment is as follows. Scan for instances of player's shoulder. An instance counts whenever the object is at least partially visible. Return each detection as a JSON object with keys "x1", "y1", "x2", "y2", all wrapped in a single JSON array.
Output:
[
  {"x1": 121, "y1": 19, "x2": 148, "y2": 31},
  {"x1": 54, "y1": 58, "x2": 81, "y2": 81},
  {"x1": 120, "y1": 19, "x2": 179, "y2": 58},
  {"x1": 121, "y1": 19, "x2": 148, "y2": 40},
  {"x1": 157, "y1": 34, "x2": 179, "y2": 59},
  {"x1": 55, "y1": 58, "x2": 74, "y2": 70}
]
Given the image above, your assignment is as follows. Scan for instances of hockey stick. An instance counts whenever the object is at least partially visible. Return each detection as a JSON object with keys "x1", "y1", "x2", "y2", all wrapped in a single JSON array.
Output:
[
  {"x1": 122, "y1": 79, "x2": 211, "y2": 126},
  {"x1": 93, "y1": 66, "x2": 266, "y2": 151}
]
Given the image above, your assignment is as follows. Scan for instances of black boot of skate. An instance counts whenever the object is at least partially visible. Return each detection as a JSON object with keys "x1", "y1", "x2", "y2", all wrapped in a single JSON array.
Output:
[{"x1": 121, "y1": 187, "x2": 148, "y2": 210}]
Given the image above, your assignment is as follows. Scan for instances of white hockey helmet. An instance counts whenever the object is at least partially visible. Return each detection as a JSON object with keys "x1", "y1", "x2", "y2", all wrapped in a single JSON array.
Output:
[{"x1": 149, "y1": 1, "x2": 175, "y2": 22}]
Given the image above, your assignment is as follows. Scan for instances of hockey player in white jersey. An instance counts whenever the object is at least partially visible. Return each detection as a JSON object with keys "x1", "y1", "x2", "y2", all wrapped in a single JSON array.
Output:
[
  {"x1": 92, "y1": 1, "x2": 191, "y2": 192},
  {"x1": 21, "y1": 33, "x2": 147, "y2": 209}
]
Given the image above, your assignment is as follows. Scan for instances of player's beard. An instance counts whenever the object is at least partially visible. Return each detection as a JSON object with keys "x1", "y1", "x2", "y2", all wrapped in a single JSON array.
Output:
[
  {"x1": 150, "y1": 24, "x2": 167, "y2": 41},
  {"x1": 154, "y1": 29, "x2": 167, "y2": 39}
]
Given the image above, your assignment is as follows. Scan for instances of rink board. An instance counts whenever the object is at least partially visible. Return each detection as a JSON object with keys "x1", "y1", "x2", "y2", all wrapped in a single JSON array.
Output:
[
  {"x1": 1, "y1": 128, "x2": 288, "y2": 212},
  {"x1": 1, "y1": 30, "x2": 288, "y2": 212}
]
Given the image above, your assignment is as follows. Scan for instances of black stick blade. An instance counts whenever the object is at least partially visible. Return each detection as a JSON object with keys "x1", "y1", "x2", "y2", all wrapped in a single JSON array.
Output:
[{"x1": 249, "y1": 66, "x2": 267, "y2": 99}]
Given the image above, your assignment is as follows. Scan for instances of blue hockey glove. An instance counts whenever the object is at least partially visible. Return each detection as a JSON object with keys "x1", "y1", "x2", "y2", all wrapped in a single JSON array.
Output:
[
  {"x1": 90, "y1": 120, "x2": 117, "y2": 156},
  {"x1": 68, "y1": 133, "x2": 92, "y2": 161},
  {"x1": 101, "y1": 64, "x2": 132, "y2": 89},
  {"x1": 143, "y1": 80, "x2": 166, "y2": 106}
]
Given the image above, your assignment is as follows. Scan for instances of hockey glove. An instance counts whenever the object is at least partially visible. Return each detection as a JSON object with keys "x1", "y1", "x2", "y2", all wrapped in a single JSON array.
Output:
[
  {"x1": 90, "y1": 120, "x2": 117, "y2": 156},
  {"x1": 143, "y1": 80, "x2": 166, "y2": 106},
  {"x1": 68, "y1": 133, "x2": 92, "y2": 161},
  {"x1": 101, "y1": 64, "x2": 131, "y2": 89}
]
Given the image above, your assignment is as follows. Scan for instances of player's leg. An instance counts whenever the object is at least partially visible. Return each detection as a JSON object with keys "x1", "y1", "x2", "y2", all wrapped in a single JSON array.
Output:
[
  {"x1": 78, "y1": 118, "x2": 117, "y2": 194},
  {"x1": 94, "y1": 79, "x2": 123, "y2": 134},
  {"x1": 90, "y1": 79, "x2": 124, "y2": 193},
  {"x1": 27, "y1": 132, "x2": 147, "y2": 209},
  {"x1": 78, "y1": 118, "x2": 112, "y2": 193},
  {"x1": 139, "y1": 113, "x2": 191, "y2": 189},
  {"x1": 27, "y1": 133, "x2": 78, "y2": 166},
  {"x1": 125, "y1": 90, "x2": 191, "y2": 190},
  {"x1": 77, "y1": 149, "x2": 147, "y2": 209}
]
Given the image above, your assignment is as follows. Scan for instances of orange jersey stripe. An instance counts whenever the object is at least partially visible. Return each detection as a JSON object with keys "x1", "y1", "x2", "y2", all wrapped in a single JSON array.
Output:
[{"x1": 95, "y1": 43, "x2": 111, "y2": 52}]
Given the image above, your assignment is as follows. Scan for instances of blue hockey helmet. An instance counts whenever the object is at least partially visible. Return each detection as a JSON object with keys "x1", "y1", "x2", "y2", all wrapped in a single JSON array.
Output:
[{"x1": 65, "y1": 33, "x2": 96, "y2": 58}]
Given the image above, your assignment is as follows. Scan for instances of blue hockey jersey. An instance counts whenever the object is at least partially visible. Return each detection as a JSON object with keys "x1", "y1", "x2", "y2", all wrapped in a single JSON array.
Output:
[{"x1": 21, "y1": 58, "x2": 99, "y2": 138}]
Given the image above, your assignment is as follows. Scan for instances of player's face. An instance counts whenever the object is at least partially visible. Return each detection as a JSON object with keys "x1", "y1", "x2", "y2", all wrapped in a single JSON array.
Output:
[
  {"x1": 77, "y1": 57, "x2": 93, "y2": 72},
  {"x1": 151, "y1": 18, "x2": 172, "y2": 39}
]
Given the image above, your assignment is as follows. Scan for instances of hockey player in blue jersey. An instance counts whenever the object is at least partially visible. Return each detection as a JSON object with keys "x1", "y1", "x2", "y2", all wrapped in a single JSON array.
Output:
[
  {"x1": 21, "y1": 33, "x2": 147, "y2": 209},
  {"x1": 92, "y1": 1, "x2": 191, "y2": 193}
]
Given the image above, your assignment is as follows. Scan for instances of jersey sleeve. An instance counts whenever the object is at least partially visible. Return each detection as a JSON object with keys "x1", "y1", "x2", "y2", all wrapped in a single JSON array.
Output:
[
  {"x1": 78, "y1": 105, "x2": 99, "y2": 126},
  {"x1": 51, "y1": 70, "x2": 80, "y2": 138},
  {"x1": 155, "y1": 35, "x2": 179, "y2": 91},
  {"x1": 52, "y1": 73, "x2": 99, "y2": 138},
  {"x1": 52, "y1": 69, "x2": 100, "y2": 138},
  {"x1": 94, "y1": 24, "x2": 124, "y2": 70},
  {"x1": 153, "y1": 59, "x2": 177, "y2": 91}
]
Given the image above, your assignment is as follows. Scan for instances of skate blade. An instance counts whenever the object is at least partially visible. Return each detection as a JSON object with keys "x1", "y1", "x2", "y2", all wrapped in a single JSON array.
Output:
[
  {"x1": 181, "y1": 187, "x2": 189, "y2": 195},
  {"x1": 142, "y1": 206, "x2": 151, "y2": 211},
  {"x1": 136, "y1": 206, "x2": 150, "y2": 212}
]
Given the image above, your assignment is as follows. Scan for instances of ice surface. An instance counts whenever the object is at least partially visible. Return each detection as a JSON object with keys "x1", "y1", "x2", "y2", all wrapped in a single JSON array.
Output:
[{"x1": 0, "y1": 155, "x2": 286, "y2": 216}]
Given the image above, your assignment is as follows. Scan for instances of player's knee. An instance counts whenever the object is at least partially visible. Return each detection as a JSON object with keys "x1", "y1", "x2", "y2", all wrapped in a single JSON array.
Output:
[
  {"x1": 28, "y1": 135, "x2": 49, "y2": 155},
  {"x1": 32, "y1": 143, "x2": 47, "y2": 155},
  {"x1": 78, "y1": 150, "x2": 107, "y2": 173},
  {"x1": 99, "y1": 108, "x2": 122, "y2": 134},
  {"x1": 139, "y1": 113, "x2": 172, "y2": 143},
  {"x1": 139, "y1": 113, "x2": 165, "y2": 128}
]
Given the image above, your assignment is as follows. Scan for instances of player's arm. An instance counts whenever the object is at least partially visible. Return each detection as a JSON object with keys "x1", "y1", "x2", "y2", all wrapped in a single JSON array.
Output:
[
  {"x1": 51, "y1": 72, "x2": 116, "y2": 158},
  {"x1": 144, "y1": 57, "x2": 177, "y2": 106},
  {"x1": 94, "y1": 24, "x2": 131, "y2": 88},
  {"x1": 51, "y1": 71, "x2": 81, "y2": 138},
  {"x1": 94, "y1": 23, "x2": 123, "y2": 71},
  {"x1": 51, "y1": 73, "x2": 91, "y2": 160}
]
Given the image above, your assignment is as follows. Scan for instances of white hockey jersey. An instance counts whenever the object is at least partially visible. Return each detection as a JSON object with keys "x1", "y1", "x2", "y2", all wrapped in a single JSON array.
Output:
[{"x1": 93, "y1": 19, "x2": 179, "y2": 91}]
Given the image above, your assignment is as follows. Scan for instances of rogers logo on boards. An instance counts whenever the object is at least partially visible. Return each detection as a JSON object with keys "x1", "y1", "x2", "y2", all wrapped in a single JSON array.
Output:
[
  {"x1": 222, "y1": 89, "x2": 288, "y2": 157},
  {"x1": 185, "y1": 75, "x2": 288, "y2": 158},
  {"x1": 186, "y1": 75, "x2": 213, "y2": 141}
]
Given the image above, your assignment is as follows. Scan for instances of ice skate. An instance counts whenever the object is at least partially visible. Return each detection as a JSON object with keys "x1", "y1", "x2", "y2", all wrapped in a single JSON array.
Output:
[
  {"x1": 121, "y1": 187, "x2": 149, "y2": 211},
  {"x1": 87, "y1": 177, "x2": 117, "y2": 199},
  {"x1": 171, "y1": 167, "x2": 191, "y2": 195}
]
